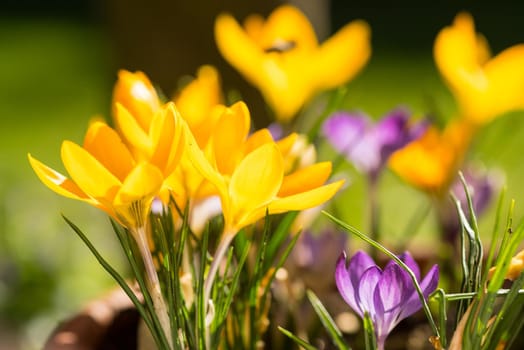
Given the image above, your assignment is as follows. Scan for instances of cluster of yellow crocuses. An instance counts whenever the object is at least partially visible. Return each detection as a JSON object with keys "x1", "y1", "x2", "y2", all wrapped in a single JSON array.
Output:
[{"x1": 28, "y1": 67, "x2": 344, "y2": 238}]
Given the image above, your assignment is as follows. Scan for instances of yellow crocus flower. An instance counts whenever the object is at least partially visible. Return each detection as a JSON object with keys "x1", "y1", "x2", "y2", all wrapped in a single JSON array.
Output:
[
  {"x1": 214, "y1": 5, "x2": 371, "y2": 123},
  {"x1": 388, "y1": 120, "x2": 473, "y2": 195},
  {"x1": 187, "y1": 101, "x2": 344, "y2": 234},
  {"x1": 28, "y1": 121, "x2": 164, "y2": 228},
  {"x1": 435, "y1": 12, "x2": 524, "y2": 124}
]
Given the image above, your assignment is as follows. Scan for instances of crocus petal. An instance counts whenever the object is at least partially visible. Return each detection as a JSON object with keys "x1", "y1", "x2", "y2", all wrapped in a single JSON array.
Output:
[
  {"x1": 483, "y1": 45, "x2": 524, "y2": 121},
  {"x1": 61, "y1": 140, "x2": 121, "y2": 202},
  {"x1": 228, "y1": 143, "x2": 283, "y2": 229},
  {"x1": 114, "y1": 162, "x2": 164, "y2": 206},
  {"x1": 28, "y1": 154, "x2": 93, "y2": 202},
  {"x1": 275, "y1": 132, "x2": 298, "y2": 154},
  {"x1": 257, "y1": 5, "x2": 318, "y2": 52},
  {"x1": 211, "y1": 101, "x2": 252, "y2": 175},
  {"x1": 114, "y1": 162, "x2": 164, "y2": 227},
  {"x1": 372, "y1": 109, "x2": 409, "y2": 148},
  {"x1": 278, "y1": 162, "x2": 332, "y2": 197},
  {"x1": 112, "y1": 70, "x2": 160, "y2": 132},
  {"x1": 335, "y1": 251, "x2": 375, "y2": 317},
  {"x1": 243, "y1": 128, "x2": 274, "y2": 156},
  {"x1": 399, "y1": 264, "x2": 439, "y2": 320},
  {"x1": 399, "y1": 251, "x2": 421, "y2": 281},
  {"x1": 314, "y1": 19, "x2": 371, "y2": 89},
  {"x1": 175, "y1": 65, "x2": 223, "y2": 129},
  {"x1": 214, "y1": 13, "x2": 265, "y2": 89},
  {"x1": 266, "y1": 179, "x2": 344, "y2": 215},
  {"x1": 322, "y1": 112, "x2": 367, "y2": 156},
  {"x1": 83, "y1": 120, "x2": 136, "y2": 182},
  {"x1": 377, "y1": 263, "x2": 409, "y2": 313},
  {"x1": 114, "y1": 103, "x2": 152, "y2": 157},
  {"x1": 358, "y1": 266, "x2": 382, "y2": 319},
  {"x1": 148, "y1": 103, "x2": 185, "y2": 176}
]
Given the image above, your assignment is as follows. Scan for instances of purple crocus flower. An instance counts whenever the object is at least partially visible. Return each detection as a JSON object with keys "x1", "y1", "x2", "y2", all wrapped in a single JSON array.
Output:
[
  {"x1": 335, "y1": 250, "x2": 439, "y2": 350},
  {"x1": 322, "y1": 108, "x2": 427, "y2": 181}
]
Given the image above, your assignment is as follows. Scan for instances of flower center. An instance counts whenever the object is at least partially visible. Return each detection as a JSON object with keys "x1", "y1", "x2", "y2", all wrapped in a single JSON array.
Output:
[{"x1": 265, "y1": 39, "x2": 296, "y2": 53}]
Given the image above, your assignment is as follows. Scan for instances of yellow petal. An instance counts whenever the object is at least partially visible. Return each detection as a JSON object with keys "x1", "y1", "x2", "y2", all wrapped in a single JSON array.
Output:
[
  {"x1": 28, "y1": 153, "x2": 93, "y2": 202},
  {"x1": 243, "y1": 14, "x2": 265, "y2": 43},
  {"x1": 314, "y1": 20, "x2": 371, "y2": 89},
  {"x1": 215, "y1": 12, "x2": 266, "y2": 88},
  {"x1": 61, "y1": 140, "x2": 121, "y2": 202},
  {"x1": 268, "y1": 179, "x2": 344, "y2": 215},
  {"x1": 483, "y1": 44, "x2": 524, "y2": 121},
  {"x1": 183, "y1": 122, "x2": 227, "y2": 199},
  {"x1": 112, "y1": 70, "x2": 160, "y2": 132},
  {"x1": 279, "y1": 162, "x2": 332, "y2": 197},
  {"x1": 114, "y1": 103, "x2": 152, "y2": 157},
  {"x1": 258, "y1": 5, "x2": 318, "y2": 52},
  {"x1": 211, "y1": 101, "x2": 251, "y2": 175},
  {"x1": 83, "y1": 120, "x2": 136, "y2": 181},
  {"x1": 229, "y1": 143, "x2": 284, "y2": 229},
  {"x1": 114, "y1": 162, "x2": 163, "y2": 206},
  {"x1": 242, "y1": 128, "x2": 274, "y2": 156},
  {"x1": 149, "y1": 103, "x2": 185, "y2": 176},
  {"x1": 175, "y1": 65, "x2": 223, "y2": 130},
  {"x1": 276, "y1": 132, "x2": 298, "y2": 155}
]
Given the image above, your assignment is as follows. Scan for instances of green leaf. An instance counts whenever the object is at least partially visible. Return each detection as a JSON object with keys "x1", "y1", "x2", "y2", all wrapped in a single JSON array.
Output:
[
  {"x1": 278, "y1": 326, "x2": 318, "y2": 350},
  {"x1": 363, "y1": 312, "x2": 377, "y2": 350},
  {"x1": 307, "y1": 290, "x2": 351, "y2": 350},
  {"x1": 62, "y1": 215, "x2": 170, "y2": 350}
]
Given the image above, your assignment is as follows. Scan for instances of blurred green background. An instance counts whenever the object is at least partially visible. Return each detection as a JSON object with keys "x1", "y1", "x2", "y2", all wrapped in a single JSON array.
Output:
[{"x1": 2, "y1": 0, "x2": 524, "y2": 348}]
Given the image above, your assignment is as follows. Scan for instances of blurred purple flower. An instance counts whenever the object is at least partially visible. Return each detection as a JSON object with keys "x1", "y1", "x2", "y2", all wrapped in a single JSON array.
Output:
[
  {"x1": 335, "y1": 250, "x2": 439, "y2": 349},
  {"x1": 322, "y1": 108, "x2": 427, "y2": 180},
  {"x1": 451, "y1": 166, "x2": 500, "y2": 219},
  {"x1": 439, "y1": 165, "x2": 501, "y2": 243}
]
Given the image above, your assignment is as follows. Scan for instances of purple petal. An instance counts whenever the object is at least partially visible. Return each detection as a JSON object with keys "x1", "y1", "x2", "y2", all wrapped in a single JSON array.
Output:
[
  {"x1": 373, "y1": 108, "x2": 410, "y2": 147},
  {"x1": 335, "y1": 251, "x2": 375, "y2": 316},
  {"x1": 399, "y1": 264, "x2": 440, "y2": 320},
  {"x1": 377, "y1": 263, "x2": 410, "y2": 313},
  {"x1": 267, "y1": 122, "x2": 283, "y2": 141},
  {"x1": 347, "y1": 133, "x2": 381, "y2": 174},
  {"x1": 399, "y1": 251, "x2": 421, "y2": 281},
  {"x1": 322, "y1": 112, "x2": 367, "y2": 157},
  {"x1": 358, "y1": 266, "x2": 382, "y2": 319}
]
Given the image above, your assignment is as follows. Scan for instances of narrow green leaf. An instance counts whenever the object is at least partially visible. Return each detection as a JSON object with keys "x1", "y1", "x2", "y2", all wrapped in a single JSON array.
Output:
[
  {"x1": 363, "y1": 312, "x2": 377, "y2": 350},
  {"x1": 62, "y1": 215, "x2": 170, "y2": 350},
  {"x1": 307, "y1": 290, "x2": 351, "y2": 350},
  {"x1": 278, "y1": 326, "x2": 318, "y2": 350}
]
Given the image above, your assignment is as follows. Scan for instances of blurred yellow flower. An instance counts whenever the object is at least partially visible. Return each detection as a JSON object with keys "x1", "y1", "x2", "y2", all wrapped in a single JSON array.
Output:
[
  {"x1": 28, "y1": 121, "x2": 164, "y2": 228},
  {"x1": 435, "y1": 12, "x2": 524, "y2": 124},
  {"x1": 214, "y1": 5, "x2": 371, "y2": 123},
  {"x1": 174, "y1": 65, "x2": 224, "y2": 148},
  {"x1": 388, "y1": 120, "x2": 473, "y2": 194},
  {"x1": 489, "y1": 249, "x2": 524, "y2": 281},
  {"x1": 188, "y1": 101, "x2": 344, "y2": 234}
]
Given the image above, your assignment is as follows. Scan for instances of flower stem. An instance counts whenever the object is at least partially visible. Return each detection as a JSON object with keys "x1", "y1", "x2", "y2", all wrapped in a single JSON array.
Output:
[
  {"x1": 368, "y1": 177, "x2": 380, "y2": 261},
  {"x1": 203, "y1": 227, "x2": 236, "y2": 347},
  {"x1": 132, "y1": 225, "x2": 173, "y2": 350}
]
